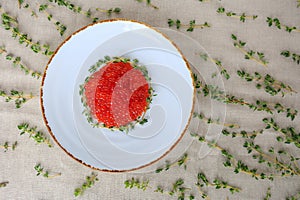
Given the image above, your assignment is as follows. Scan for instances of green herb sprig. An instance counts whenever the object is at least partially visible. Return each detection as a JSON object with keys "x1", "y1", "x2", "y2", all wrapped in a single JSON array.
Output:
[
  {"x1": 124, "y1": 177, "x2": 149, "y2": 191},
  {"x1": 198, "y1": 53, "x2": 230, "y2": 80},
  {"x1": 298, "y1": 0, "x2": 300, "y2": 8},
  {"x1": 154, "y1": 179, "x2": 193, "y2": 200},
  {"x1": 264, "y1": 187, "x2": 271, "y2": 200},
  {"x1": 191, "y1": 133, "x2": 275, "y2": 180},
  {"x1": 74, "y1": 172, "x2": 99, "y2": 197},
  {"x1": 0, "y1": 181, "x2": 8, "y2": 188},
  {"x1": 268, "y1": 147, "x2": 300, "y2": 175},
  {"x1": 193, "y1": 75, "x2": 298, "y2": 121},
  {"x1": 268, "y1": 147, "x2": 300, "y2": 167},
  {"x1": 263, "y1": 118, "x2": 300, "y2": 148},
  {"x1": 125, "y1": 177, "x2": 195, "y2": 200},
  {"x1": 155, "y1": 153, "x2": 189, "y2": 173},
  {"x1": 135, "y1": 0, "x2": 159, "y2": 9},
  {"x1": 0, "y1": 10, "x2": 53, "y2": 56},
  {"x1": 237, "y1": 70, "x2": 296, "y2": 97},
  {"x1": 193, "y1": 112, "x2": 240, "y2": 129},
  {"x1": 286, "y1": 191, "x2": 300, "y2": 200},
  {"x1": 243, "y1": 140, "x2": 300, "y2": 176},
  {"x1": 266, "y1": 17, "x2": 300, "y2": 33},
  {"x1": 196, "y1": 172, "x2": 241, "y2": 194},
  {"x1": 48, "y1": 0, "x2": 121, "y2": 22},
  {"x1": 0, "y1": 141, "x2": 17, "y2": 152},
  {"x1": 217, "y1": 7, "x2": 258, "y2": 22},
  {"x1": 95, "y1": 7, "x2": 121, "y2": 16},
  {"x1": 0, "y1": 89, "x2": 34, "y2": 108},
  {"x1": 38, "y1": 4, "x2": 67, "y2": 36},
  {"x1": 34, "y1": 163, "x2": 61, "y2": 178},
  {"x1": 0, "y1": 46, "x2": 41, "y2": 79},
  {"x1": 231, "y1": 34, "x2": 268, "y2": 67},
  {"x1": 17, "y1": 123, "x2": 53, "y2": 147},
  {"x1": 222, "y1": 129, "x2": 263, "y2": 139},
  {"x1": 281, "y1": 50, "x2": 300, "y2": 65},
  {"x1": 168, "y1": 19, "x2": 210, "y2": 32}
]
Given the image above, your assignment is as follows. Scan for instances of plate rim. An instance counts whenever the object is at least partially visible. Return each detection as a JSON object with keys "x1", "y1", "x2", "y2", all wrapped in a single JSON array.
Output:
[{"x1": 40, "y1": 18, "x2": 196, "y2": 173}]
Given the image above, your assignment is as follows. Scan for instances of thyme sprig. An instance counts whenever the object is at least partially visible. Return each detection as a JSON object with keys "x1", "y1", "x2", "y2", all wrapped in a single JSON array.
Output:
[
  {"x1": 38, "y1": 4, "x2": 67, "y2": 36},
  {"x1": 0, "y1": 89, "x2": 34, "y2": 108},
  {"x1": 193, "y1": 112, "x2": 240, "y2": 129},
  {"x1": 217, "y1": 7, "x2": 258, "y2": 22},
  {"x1": 266, "y1": 17, "x2": 300, "y2": 33},
  {"x1": 34, "y1": 163, "x2": 61, "y2": 178},
  {"x1": 0, "y1": 46, "x2": 41, "y2": 79},
  {"x1": 243, "y1": 140, "x2": 300, "y2": 176},
  {"x1": 237, "y1": 70, "x2": 296, "y2": 97},
  {"x1": 124, "y1": 177, "x2": 194, "y2": 199},
  {"x1": 21, "y1": 2, "x2": 38, "y2": 17},
  {"x1": 193, "y1": 75, "x2": 298, "y2": 121},
  {"x1": 168, "y1": 19, "x2": 210, "y2": 32},
  {"x1": 135, "y1": 0, "x2": 159, "y2": 9},
  {"x1": 281, "y1": 50, "x2": 300, "y2": 65},
  {"x1": 74, "y1": 172, "x2": 99, "y2": 197},
  {"x1": 17, "y1": 123, "x2": 53, "y2": 147},
  {"x1": 264, "y1": 187, "x2": 271, "y2": 200},
  {"x1": 231, "y1": 34, "x2": 268, "y2": 67},
  {"x1": 95, "y1": 7, "x2": 121, "y2": 16},
  {"x1": 196, "y1": 172, "x2": 241, "y2": 194},
  {"x1": 48, "y1": 0, "x2": 121, "y2": 22},
  {"x1": 0, "y1": 141, "x2": 17, "y2": 152},
  {"x1": 286, "y1": 191, "x2": 300, "y2": 200},
  {"x1": 154, "y1": 179, "x2": 193, "y2": 200},
  {"x1": 80, "y1": 56, "x2": 154, "y2": 133},
  {"x1": 198, "y1": 53, "x2": 230, "y2": 80},
  {"x1": 0, "y1": 10, "x2": 53, "y2": 56},
  {"x1": 124, "y1": 177, "x2": 149, "y2": 191},
  {"x1": 222, "y1": 129, "x2": 263, "y2": 139},
  {"x1": 0, "y1": 181, "x2": 8, "y2": 188},
  {"x1": 155, "y1": 153, "x2": 189, "y2": 173},
  {"x1": 191, "y1": 133, "x2": 275, "y2": 180},
  {"x1": 268, "y1": 147, "x2": 300, "y2": 174},
  {"x1": 263, "y1": 118, "x2": 300, "y2": 148}
]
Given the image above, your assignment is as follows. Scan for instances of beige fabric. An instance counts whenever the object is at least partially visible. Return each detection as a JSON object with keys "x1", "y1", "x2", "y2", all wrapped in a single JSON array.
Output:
[{"x1": 0, "y1": 0, "x2": 300, "y2": 199}]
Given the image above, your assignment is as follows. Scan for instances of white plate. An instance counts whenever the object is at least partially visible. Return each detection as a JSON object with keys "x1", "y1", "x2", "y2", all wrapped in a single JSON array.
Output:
[{"x1": 41, "y1": 19, "x2": 195, "y2": 172}]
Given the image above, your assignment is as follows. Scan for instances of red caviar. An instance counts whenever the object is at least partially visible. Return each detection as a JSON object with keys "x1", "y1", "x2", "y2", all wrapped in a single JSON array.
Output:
[{"x1": 84, "y1": 61, "x2": 150, "y2": 127}]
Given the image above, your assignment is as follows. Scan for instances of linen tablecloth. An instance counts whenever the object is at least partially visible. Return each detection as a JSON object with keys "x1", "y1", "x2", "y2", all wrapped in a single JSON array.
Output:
[{"x1": 0, "y1": 0, "x2": 299, "y2": 199}]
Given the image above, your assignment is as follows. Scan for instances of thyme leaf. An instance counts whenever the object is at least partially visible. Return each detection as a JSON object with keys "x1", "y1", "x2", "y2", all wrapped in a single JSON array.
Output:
[{"x1": 0, "y1": 181, "x2": 9, "y2": 188}]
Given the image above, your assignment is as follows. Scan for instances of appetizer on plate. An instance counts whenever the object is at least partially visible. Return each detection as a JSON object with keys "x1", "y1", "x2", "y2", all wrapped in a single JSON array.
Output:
[{"x1": 80, "y1": 56, "x2": 154, "y2": 132}]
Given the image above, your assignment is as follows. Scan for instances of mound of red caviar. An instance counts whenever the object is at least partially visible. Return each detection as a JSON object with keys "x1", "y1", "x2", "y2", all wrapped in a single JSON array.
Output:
[{"x1": 81, "y1": 57, "x2": 152, "y2": 129}]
